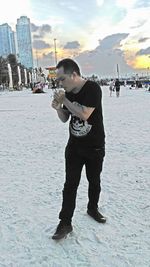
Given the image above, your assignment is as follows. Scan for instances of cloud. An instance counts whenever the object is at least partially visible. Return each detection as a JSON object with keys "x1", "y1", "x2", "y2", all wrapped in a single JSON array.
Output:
[
  {"x1": 96, "y1": 0, "x2": 104, "y2": 7},
  {"x1": 114, "y1": 6, "x2": 150, "y2": 35},
  {"x1": 31, "y1": 23, "x2": 52, "y2": 38},
  {"x1": 33, "y1": 34, "x2": 41, "y2": 39},
  {"x1": 39, "y1": 24, "x2": 51, "y2": 36},
  {"x1": 42, "y1": 52, "x2": 53, "y2": 58},
  {"x1": 138, "y1": 37, "x2": 149, "y2": 43},
  {"x1": 75, "y1": 33, "x2": 133, "y2": 77},
  {"x1": 136, "y1": 47, "x2": 150, "y2": 55},
  {"x1": 0, "y1": 0, "x2": 31, "y2": 27},
  {"x1": 116, "y1": 0, "x2": 137, "y2": 9},
  {"x1": 33, "y1": 40, "x2": 51, "y2": 50},
  {"x1": 28, "y1": 2, "x2": 149, "y2": 73},
  {"x1": 40, "y1": 24, "x2": 51, "y2": 32},
  {"x1": 130, "y1": 19, "x2": 147, "y2": 29},
  {"x1": 59, "y1": 2, "x2": 79, "y2": 11},
  {"x1": 40, "y1": 52, "x2": 55, "y2": 67},
  {"x1": 98, "y1": 33, "x2": 129, "y2": 50},
  {"x1": 134, "y1": 0, "x2": 150, "y2": 8},
  {"x1": 64, "y1": 41, "x2": 80, "y2": 49},
  {"x1": 30, "y1": 23, "x2": 39, "y2": 32}
]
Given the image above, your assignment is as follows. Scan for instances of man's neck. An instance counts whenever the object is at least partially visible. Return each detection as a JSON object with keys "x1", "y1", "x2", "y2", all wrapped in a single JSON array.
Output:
[{"x1": 72, "y1": 78, "x2": 86, "y2": 94}]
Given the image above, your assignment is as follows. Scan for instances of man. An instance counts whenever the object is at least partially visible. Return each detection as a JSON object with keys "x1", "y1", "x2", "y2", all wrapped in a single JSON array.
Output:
[
  {"x1": 109, "y1": 79, "x2": 114, "y2": 97},
  {"x1": 115, "y1": 78, "x2": 120, "y2": 97},
  {"x1": 51, "y1": 58, "x2": 106, "y2": 240}
]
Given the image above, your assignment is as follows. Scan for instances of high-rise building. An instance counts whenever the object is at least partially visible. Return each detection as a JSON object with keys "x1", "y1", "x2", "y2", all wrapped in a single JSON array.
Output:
[
  {"x1": 16, "y1": 16, "x2": 33, "y2": 69},
  {"x1": 0, "y1": 23, "x2": 16, "y2": 57}
]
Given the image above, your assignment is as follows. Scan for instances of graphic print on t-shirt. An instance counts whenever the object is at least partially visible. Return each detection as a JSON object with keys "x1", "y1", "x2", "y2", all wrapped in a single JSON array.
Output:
[
  {"x1": 70, "y1": 115, "x2": 92, "y2": 137},
  {"x1": 69, "y1": 102, "x2": 92, "y2": 137}
]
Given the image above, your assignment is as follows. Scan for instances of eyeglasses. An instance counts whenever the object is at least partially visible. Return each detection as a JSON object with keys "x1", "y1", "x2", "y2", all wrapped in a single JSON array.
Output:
[
  {"x1": 56, "y1": 76, "x2": 66, "y2": 82},
  {"x1": 56, "y1": 74, "x2": 72, "y2": 83}
]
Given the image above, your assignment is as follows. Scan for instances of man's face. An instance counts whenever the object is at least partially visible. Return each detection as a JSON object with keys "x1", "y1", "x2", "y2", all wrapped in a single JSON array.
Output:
[{"x1": 56, "y1": 67, "x2": 75, "y2": 92}]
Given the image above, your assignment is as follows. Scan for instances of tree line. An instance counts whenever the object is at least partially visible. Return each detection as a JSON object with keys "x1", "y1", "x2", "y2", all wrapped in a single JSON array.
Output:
[{"x1": 0, "y1": 54, "x2": 31, "y2": 89}]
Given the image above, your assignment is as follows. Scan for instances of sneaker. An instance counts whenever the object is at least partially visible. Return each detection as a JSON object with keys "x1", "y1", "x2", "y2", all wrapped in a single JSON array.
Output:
[
  {"x1": 52, "y1": 222, "x2": 73, "y2": 240},
  {"x1": 87, "y1": 209, "x2": 106, "y2": 223}
]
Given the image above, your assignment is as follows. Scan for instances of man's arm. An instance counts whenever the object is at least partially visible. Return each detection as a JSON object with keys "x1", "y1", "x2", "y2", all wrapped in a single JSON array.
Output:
[
  {"x1": 51, "y1": 99, "x2": 70, "y2": 123},
  {"x1": 63, "y1": 97, "x2": 95, "y2": 121},
  {"x1": 57, "y1": 107, "x2": 70, "y2": 122},
  {"x1": 54, "y1": 91, "x2": 95, "y2": 121}
]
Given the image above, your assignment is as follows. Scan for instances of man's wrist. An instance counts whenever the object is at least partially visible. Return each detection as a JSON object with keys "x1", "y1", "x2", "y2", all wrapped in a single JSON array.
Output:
[
  {"x1": 56, "y1": 104, "x2": 63, "y2": 111},
  {"x1": 62, "y1": 96, "x2": 67, "y2": 105}
]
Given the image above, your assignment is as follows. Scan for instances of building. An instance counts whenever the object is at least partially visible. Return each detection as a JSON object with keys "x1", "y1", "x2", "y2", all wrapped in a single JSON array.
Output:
[
  {"x1": 16, "y1": 16, "x2": 33, "y2": 69},
  {"x1": 0, "y1": 23, "x2": 16, "y2": 57}
]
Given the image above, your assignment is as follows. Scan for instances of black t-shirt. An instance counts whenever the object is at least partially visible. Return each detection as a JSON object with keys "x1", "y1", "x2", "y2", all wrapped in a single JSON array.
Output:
[
  {"x1": 64, "y1": 80, "x2": 105, "y2": 148},
  {"x1": 115, "y1": 80, "x2": 120, "y2": 88}
]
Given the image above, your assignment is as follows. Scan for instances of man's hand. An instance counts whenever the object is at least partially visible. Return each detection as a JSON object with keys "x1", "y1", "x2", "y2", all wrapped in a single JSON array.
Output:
[
  {"x1": 51, "y1": 99, "x2": 61, "y2": 110},
  {"x1": 54, "y1": 90, "x2": 65, "y2": 104}
]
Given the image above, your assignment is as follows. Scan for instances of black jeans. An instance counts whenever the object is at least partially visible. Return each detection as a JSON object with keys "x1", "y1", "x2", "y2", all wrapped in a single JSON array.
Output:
[{"x1": 59, "y1": 143, "x2": 105, "y2": 223}]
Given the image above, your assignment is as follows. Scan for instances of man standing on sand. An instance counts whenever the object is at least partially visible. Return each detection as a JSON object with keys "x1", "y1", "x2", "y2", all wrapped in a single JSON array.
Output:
[
  {"x1": 109, "y1": 79, "x2": 115, "y2": 97},
  {"x1": 115, "y1": 78, "x2": 120, "y2": 97},
  {"x1": 51, "y1": 58, "x2": 106, "y2": 240}
]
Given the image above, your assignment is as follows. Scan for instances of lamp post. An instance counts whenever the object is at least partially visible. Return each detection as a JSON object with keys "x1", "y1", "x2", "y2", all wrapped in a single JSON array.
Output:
[
  {"x1": 117, "y1": 64, "x2": 119, "y2": 79},
  {"x1": 54, "y1": 38, "x2": 57, "y2": 66},
  {"x1": 36, "y1": 50, "x2": 39, "y2": 68}
]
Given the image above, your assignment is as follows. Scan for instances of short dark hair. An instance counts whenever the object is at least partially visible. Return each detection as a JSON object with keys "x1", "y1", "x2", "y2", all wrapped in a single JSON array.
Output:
[{"x1": 56, "y1": 58, "x2": 81, "y2": 76}]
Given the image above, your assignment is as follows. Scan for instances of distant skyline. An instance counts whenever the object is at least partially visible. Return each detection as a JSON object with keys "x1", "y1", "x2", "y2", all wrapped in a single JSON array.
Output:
[
  {"x1": 0, "y1": 0, "x2": 150, "y2": 77},
  {"x1": 16, "y1": 16, "x2": 33, "y2": 68}
]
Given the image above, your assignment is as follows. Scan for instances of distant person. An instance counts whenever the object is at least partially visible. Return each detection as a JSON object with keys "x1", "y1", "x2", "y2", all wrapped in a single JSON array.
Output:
[
  {"x1": 32, "y1": 82, "x2": 45, "y2": 93},
  {"x1": 115, "y1": 79, "x2": 120, "y2": 97},
  {"x1": 51, "y1": 58, "x2": 106, "y2": 240},
  {"x1": 109, "y1": 79, "x2": 114, "y2": 97},
  {"x1": 51, "y1": 78, "x2": 56, "y2": 89}
]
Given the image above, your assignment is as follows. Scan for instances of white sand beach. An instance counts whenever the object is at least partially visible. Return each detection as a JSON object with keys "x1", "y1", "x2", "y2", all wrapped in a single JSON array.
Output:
[{"x1": 0, "y1": 86, "x2": 149, "y2": 267}]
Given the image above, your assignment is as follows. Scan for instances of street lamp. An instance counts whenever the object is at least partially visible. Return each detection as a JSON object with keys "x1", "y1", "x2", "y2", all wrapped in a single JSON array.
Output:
[
  {"x1": 54, "y1": 38, "x2": 57, "y2": 66},
  {"x1": 36, "y1": 49, "x2": 39, "y2": 68},
  {"x1": 117, "y1": 64, "x2": 119, "y2": 79}
]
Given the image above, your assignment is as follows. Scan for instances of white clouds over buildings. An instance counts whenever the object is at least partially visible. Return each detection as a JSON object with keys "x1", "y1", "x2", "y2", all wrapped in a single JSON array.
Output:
[{"x1": 0, "y1": 0, "x2": 149, "y2": 74}]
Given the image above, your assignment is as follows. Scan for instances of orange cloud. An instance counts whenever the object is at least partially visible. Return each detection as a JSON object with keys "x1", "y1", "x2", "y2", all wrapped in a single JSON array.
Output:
[
  {"x1": 131, "y1": 55, "x2": 150, "y2": 69},
  {"x1": 123, "y1": 47, "x2": 150, "y2": 70},
  {"x1": 33, "y1": 47, "x2": 75, "y2": 62}
]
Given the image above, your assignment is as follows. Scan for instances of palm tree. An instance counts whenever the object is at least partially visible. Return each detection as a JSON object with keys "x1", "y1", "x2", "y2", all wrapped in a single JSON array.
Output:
[{"x1": 0, "y1": 56, "x2": 9, "y2": 87}]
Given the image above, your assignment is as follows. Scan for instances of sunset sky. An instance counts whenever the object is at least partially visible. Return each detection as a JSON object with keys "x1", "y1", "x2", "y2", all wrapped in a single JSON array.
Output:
[{"x1": 0, "y1": 0, "x2": 150, "y2": 77}]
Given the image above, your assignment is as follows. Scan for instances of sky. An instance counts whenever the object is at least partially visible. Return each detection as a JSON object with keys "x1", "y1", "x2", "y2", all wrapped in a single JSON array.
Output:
[{"x1": 0, "y1": 0, "x2": 150, "y2": 77}]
